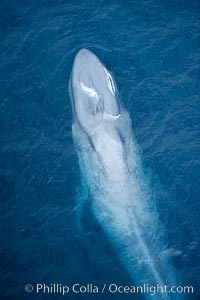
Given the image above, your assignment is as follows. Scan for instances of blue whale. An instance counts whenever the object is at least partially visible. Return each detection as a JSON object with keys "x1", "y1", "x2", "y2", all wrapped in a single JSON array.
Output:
[{"x1": 70, "y1": 49, "x2": 181, "y2": 300}]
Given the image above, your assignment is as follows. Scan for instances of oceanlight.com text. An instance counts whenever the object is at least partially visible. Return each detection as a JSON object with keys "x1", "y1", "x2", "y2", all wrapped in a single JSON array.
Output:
[{"x1": 25, "y1": 283, "x2": 194, "y2": 296}]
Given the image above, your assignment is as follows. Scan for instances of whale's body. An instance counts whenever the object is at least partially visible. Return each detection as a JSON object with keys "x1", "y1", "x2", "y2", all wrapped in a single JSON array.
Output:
[{"x1": 70, "y1": 49, "x2": 180, "y2": 299}]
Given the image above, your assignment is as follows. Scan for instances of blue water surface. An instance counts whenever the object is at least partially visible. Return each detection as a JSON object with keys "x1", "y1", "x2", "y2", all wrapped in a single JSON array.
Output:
[{"x1": 0, "y1": 0, "x2": 200, "y2": 299}]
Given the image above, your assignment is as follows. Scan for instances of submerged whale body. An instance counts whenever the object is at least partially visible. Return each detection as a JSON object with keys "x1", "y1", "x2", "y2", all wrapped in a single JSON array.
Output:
[{"x1": 70, "y1": 49, "x2": 181, "y2": 299}]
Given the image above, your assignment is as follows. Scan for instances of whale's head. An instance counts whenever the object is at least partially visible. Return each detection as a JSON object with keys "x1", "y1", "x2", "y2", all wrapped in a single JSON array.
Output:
[{"x1": 70, "y1": 49, "x2": 120, "y2": 133}]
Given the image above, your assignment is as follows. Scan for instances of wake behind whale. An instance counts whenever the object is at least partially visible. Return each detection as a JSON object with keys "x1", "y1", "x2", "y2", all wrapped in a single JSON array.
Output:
[{"x1": 70, "y1": 49, "x2": 180, "y2": 299}]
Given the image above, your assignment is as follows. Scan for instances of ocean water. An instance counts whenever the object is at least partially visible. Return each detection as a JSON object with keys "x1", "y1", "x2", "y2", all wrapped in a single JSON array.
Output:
[{"x1": 0, "y1": 0, "x2": 200, "y2": 299}]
